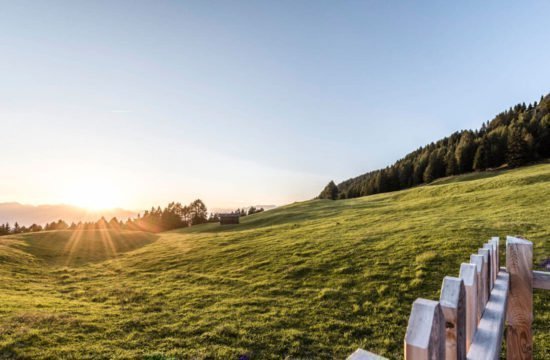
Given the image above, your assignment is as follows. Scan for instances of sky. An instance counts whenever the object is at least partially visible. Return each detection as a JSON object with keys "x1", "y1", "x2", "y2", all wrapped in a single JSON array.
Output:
[{"x1": 1, "y1": 1, "x2": 549, "y2": 211}]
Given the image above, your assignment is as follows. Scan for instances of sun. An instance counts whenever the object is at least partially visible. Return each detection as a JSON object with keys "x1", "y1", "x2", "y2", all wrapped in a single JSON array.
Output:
[{"x1": 62, "y1": 178, "x2": 121, "y2": 210}]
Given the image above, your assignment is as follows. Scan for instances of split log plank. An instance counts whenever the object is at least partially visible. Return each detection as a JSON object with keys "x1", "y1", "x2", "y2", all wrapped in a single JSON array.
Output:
[
  {"x1": 470, "y1": 254, "x2": 486, "y2": 316},
  {"x1": 404, "y1": 298, "x2": 445, "y2": 360},
  {"x1": 347, "y1": 349, "x2": 388, "y2": 360},
  {"x1": 466, "y1": 270, "x2": 509, "y2": 360},
  {"x1": 439, "y1": 276, "x2": 466, "y2": 360},
  {"x1": 506, "y1": 236, "x2": 533, "y2": 360},
  {"x1": 459, "y1": 263, "x2": 478, "y2": 351},
  {"x1": 478, "y1": 249, "x2": 490, "y2": 306},
  {"x1": 491, "y1": 237, "x2": 499, "y2": 270},
  {"x1": 533, "y1": 270, "x2": 550, "y2": 290},
  {"x1": 483, "y1": 243, "x2": 495, "y2": 290}
]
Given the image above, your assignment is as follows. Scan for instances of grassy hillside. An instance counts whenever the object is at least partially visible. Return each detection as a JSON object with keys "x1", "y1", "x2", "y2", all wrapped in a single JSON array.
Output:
[
  {"x1": 1, "y1": 164, "x2": 549, "y2": 359},
  {"x1": 1, "y1": 230, "x2": 158, "y2": 267}
]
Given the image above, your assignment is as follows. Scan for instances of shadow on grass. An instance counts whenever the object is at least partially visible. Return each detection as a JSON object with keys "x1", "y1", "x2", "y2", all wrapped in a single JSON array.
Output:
[
  {"x1": 178, "y1": 199, "x2": 389, "y2": 235},
  {"x1": 430, "y1": 170, "x2": 504, "y2": 186},
  {"x1": 12, "y1": 230, "x2": 159, "y2": 266}
]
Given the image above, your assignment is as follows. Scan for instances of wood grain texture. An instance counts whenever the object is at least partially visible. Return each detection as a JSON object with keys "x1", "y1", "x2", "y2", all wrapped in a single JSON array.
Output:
[
  {"x1": 533, "y1": 270, "x2": 550, "y2": 290},
  {"x1": 440, "y1": 276, "x2": 466, "y2": 360},
  {"x1": 483, "y1": 243, "x2": 495, "y2": 290},
  {"x1": 470, "y1": 254, "x2": 486, "y2": 317},
  {"x1": 459, "y1": 263, "x2": 478, "y2": 351},
  {"x1": 506, "y1": 236, "x2": 533, "y2": 360},
  {"x1": 405, "y1": 298, "x2": 445, "y2": 360},
  {"x1": 491, "y1": 237, "x2": 499, "y2": 270},
  {"x1": 466, "y1": 271, "x2": 509, "y2": 360},
  {"x1": 478, "y1": 248, "x2": 491, "y2": 304}
]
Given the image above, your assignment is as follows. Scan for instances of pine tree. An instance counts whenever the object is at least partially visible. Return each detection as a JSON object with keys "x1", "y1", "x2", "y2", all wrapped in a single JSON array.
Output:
[
  {"x1": 319, "y1": 181, "x2": 339, "y2": 200},
  {"x1": 455, "y1": 132, "x2": 476, "y2": 172},
  {"x1": 413, "y1": 153, "x2": 429, "y2": 185},
  {"x1": 190, "y1": 199, "x2": 208, "y2": 225},
  {"x1": 445, "y1": 148, "x2": 458, "y2": 176},
  {"x1": 423, "y1": 151, "x2": 445, "y2": 183},
  {"x1": 473, "y1": 143, "x2": 488, "y2": 171},
  {"x1": 374, "y1": 171, "x2": 389, "y2": 193},
  {"x1": 397, "y1": 161, "x2": 414, "y2": 188},
  {"x1": 507, "y1": 126, "x2": 529, "y2": 167}
]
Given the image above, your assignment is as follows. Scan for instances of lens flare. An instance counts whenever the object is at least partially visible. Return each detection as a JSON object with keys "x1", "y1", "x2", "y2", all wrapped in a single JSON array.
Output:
[{"x1": 61, "y1": 178, "x2": 121, "y2": 210}]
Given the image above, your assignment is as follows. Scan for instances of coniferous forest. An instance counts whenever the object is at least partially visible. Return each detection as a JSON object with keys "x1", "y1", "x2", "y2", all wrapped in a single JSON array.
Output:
[
  {"x1": 0, "y1": 201, "x2": 266, "y2": 237},
  {"x1": 0, "y1": 199, "x2": 209, "y2": 236},
  {"x1": 319, "y1": 94, "x2": 550, "y2": 200}
]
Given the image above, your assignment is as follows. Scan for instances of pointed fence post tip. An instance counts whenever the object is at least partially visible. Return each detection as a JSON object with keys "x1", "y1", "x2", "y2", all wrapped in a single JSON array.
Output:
[
  {"x1": 404, "y1": 298, "x2": 445, "y2": 360},
  {"x1": 459, "y1": 262, "x2": 478, "y2": 352},
  {"x1": 506, "y1": 236, "x2": 533, "y2": 360},
  {"x1": 470, "y1": 254, "x2": 486, "y2": 318},
  {"x1": 439, "y1": 276, "x2": 466, "y2": 360}
]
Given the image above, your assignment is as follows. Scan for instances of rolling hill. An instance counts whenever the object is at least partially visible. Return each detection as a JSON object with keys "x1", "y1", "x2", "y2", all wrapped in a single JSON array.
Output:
[
  {"x1": 322, "y1": 94, "x2": 550, "y2": 200},
  {"x1": 1, "y1": 164, "x2": 549, "y2": 359}
]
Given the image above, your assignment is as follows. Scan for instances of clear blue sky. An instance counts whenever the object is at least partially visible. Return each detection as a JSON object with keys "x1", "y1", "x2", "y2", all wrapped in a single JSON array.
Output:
[{"x1": 1, "y1": 1, "x2": 549, "y2": 210}]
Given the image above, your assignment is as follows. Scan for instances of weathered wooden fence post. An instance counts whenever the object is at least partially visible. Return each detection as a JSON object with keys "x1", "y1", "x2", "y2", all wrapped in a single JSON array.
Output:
[
  {"x1": 467, "y1": 270, "x2": 510, "y2": 360},
  {"x1": 439, "y1": 276, "x2": 466, "y2": 360},
  {"x1": 347, "y1": 235, "x2": 546, "y2": 360},
  {"x1": 459, "y1": 263, "x2": 477, "y2": 351},
  {"x1": 491, "y1": 237, "x2": 499, "y2": 270},
  {"x1": 506, "y1": 236, "x2": 533, "y2": 360},
  {"x1": 482, "y1": 243, "x2": 495, "y2": 290},
  {"x1": 404, "y1": 298, "x2": 445, "y2": 359},
  {"x1": 470, "y1": 254, "x2": 485, "y2": 318},
  {"x1": 478, "y1": 248, "x2": 490, "y2": 303}
]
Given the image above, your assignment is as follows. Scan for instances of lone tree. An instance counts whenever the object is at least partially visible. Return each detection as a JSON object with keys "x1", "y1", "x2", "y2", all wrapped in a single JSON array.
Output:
[
  {"x1": 319, "y1": 181, "x2": 339, "y2": 200},
  {"x1": 189, "y1": 199, "x2": 208, "y2": 225}
]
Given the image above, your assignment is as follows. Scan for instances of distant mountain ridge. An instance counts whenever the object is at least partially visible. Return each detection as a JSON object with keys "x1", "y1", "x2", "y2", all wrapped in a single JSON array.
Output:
[
  {"x1": 319, "y1": 93, "x2": 550, "y2": 200},
  {"x1": 0, "y1": 202, "x2": 137, "y2": 226}
]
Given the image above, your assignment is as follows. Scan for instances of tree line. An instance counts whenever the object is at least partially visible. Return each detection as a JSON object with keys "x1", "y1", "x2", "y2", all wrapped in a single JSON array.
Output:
[
  {"x1": 319, "y1": 94, "x2": 550, "y2": 200},
  {"x1": 206, "y1": 206, "x2": 265, "y2": 222},
  {"x1": 0, "y1": 199, "x2": 209, "y2": 236}
]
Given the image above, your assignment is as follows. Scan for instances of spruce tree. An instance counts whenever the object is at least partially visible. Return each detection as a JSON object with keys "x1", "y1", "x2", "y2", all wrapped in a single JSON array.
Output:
[
  {"x1": 473, "y1": 143, "x2": 488, "y2": 171},
  {"x1": 507, "y1": 126, "x2": 529, "y2": 167},
  {"x1": 423, "y1": 151, "x2": 445, "y2": 183},
  {"x1": 374, "y1": 171, "x2": 388, "y2": 193},
  {"x1": 455, "y1": 132, "x2": 476, "y2": 172},
  {"x1": 319, "y1": 181, "x2": 339, "y2": 200},
  {"x1": 445, "y1": 147, "x2": 458, "y2": 176}
]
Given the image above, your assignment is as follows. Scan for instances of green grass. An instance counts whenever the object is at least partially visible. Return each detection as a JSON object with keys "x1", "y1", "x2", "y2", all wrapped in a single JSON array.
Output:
[
  {"x1": 1, "y1": 164, "x2": 549, "y2": 359},
  {"x1": 2, "y1": 230, "x2": 158, "y2": 267}
]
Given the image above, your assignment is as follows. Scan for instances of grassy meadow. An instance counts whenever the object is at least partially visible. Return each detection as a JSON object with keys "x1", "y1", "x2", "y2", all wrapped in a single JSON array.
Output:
[{"x1": 1, "y1": 164, "x2": 549, "y2": 359}]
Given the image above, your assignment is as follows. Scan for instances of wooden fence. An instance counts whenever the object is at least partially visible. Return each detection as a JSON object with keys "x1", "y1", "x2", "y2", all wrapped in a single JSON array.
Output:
[{"x1": 348, "y1": 236, "x2": 550, "y2": 360}]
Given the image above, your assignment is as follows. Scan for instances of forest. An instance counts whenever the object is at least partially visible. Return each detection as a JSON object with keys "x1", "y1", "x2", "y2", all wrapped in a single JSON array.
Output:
[
  {"x1": 0, "y1": 199, "x2": 209, "y2": 236},
  {"x1": 320, "y1": 94, "x2": 550, "y2": 200},
  {"x1": 0, "y1": 201, "x2": 266, "y2": 236}
]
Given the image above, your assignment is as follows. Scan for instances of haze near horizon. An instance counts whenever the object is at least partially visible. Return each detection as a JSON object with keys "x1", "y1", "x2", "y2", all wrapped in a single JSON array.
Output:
[{"x1": 1, "y1": 1, "x2": 549, "y2": 210}]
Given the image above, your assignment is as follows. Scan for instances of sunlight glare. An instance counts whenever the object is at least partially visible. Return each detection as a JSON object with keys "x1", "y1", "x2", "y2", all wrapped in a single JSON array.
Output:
[{"x1": 62, "y1": 178, "x2": 122, "y2": 210}]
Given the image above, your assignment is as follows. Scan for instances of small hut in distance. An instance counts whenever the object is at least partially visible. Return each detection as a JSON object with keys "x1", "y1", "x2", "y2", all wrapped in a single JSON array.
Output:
[{"x1": 219, "y1": 213, "x2": 240, "y2": 225}]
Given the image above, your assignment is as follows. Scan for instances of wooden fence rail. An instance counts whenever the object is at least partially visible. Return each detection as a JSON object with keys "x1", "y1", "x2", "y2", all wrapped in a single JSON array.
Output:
[{"x1": 348, "y1": 236, "x2": 550, "y2": 360}]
